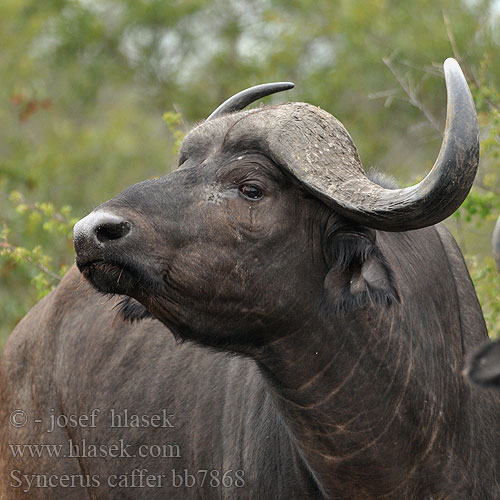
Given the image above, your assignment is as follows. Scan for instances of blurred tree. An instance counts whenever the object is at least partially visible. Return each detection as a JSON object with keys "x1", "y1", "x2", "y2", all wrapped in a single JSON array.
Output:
[{"x1": 1, "y1": 0, "x2": 499, "y2": 347}]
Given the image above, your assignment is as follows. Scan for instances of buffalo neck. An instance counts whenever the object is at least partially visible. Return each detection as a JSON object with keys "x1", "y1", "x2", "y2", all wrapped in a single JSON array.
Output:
[{"x1": 252, "y1": 302, "x2": 466, "y2": 500}]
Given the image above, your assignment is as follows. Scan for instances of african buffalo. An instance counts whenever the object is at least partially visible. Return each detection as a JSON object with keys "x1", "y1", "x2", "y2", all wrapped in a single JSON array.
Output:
[
  {"x1": 2, "y1": 58, "x2": 500, "y2": 499},
  {"x1": 466, "y1": 339, "x2": 500, "y2": 388}
]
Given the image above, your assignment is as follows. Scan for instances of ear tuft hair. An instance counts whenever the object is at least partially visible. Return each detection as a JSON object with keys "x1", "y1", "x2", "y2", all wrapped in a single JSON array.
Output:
[
  {"x1": 326, "y1": 233, "x2": 378, "y2": 271},
  {"x1": 321, "y1": 231, "x2": 400, "y2": 317}
]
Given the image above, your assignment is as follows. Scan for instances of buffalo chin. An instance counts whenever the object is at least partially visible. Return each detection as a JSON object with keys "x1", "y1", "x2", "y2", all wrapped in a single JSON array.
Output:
[{"x1": 78, "y1": 260, "x2": 138, "y2": 296}]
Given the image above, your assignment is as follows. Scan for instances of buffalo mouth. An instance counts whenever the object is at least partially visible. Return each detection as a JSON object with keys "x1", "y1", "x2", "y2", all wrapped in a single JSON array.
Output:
[
  {"x1": 77, "y1": 258, "x2": 153, "y2": 298},
  {"x1": 77, "y1": 258, "x2": 161, "y2": 323}
]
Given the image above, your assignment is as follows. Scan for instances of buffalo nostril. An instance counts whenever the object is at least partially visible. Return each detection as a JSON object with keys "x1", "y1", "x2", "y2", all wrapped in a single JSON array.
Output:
[{"x1": 95, "y1": 221, "x2": 131, "y2": 243}]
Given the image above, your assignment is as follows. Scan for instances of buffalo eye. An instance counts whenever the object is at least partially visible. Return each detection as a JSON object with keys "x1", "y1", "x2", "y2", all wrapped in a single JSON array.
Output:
[{"x1": 239, "y1": 184, "x2": 263, "y2": 200}]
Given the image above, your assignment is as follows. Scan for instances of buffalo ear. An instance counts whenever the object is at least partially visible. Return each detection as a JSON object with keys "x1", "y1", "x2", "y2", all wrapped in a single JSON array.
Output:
[
  {"x1": 321, "y1": 230, "x2": 399, "y2": 316},
  {"x1": 466, "y1": 340, "x2": 500, "y2": 389}
]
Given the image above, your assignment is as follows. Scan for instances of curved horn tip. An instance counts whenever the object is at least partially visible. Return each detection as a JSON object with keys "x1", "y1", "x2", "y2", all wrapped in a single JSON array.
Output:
[
  {"x1": 443, "y1": 58, "x2": 466, "y2": 82},
  {"x1": 442, "y1": 57, "x2": 478, "y2": 132},
  {"x1": 443, "y1": 57, "x2": 460, "y2": 71},
  {"x1": 206, "y1": 81, "x2": 295, "y2": 121}
]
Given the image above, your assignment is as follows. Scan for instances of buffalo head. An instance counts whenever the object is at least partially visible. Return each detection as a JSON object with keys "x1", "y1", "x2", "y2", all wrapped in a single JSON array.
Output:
[{"x1": 73, "y1": 59, "x2": 479, "y2": 351}]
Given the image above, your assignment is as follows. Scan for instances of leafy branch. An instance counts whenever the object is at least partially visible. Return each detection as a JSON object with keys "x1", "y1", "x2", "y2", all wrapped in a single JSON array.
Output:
[{"x1": 0, "y1": 192, "x2": 77, "y2": 297}]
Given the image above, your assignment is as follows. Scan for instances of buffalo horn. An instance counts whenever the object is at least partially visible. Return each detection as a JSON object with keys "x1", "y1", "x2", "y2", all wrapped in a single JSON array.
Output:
[
  {"x1": 272, "y1": 58, "x2": 479, "y2": 231},
  {"x1": 207, "y1": 82, "x2": 294, "y2": 120}
]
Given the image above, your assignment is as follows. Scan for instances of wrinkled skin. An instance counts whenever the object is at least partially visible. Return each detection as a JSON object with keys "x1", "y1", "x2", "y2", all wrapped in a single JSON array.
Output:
[
  {"x1": 2, "y1": 108, "x2": 500, "y2": 500},
  {"x1": 80, "y1": 152, "x2": 331, "y2": 349}
]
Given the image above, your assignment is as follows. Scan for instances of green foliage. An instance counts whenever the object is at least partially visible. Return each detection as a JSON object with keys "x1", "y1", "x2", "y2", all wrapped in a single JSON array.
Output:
[
  {"x1": 0, "y1": 190, "x2": 77, "y2": 350},
  {"x1": 162, "y1": 112, "x2": 186, "y2": 153},
  {"x1": 0, "y1": 190, "x2": 75, "y2": 298},
  {"x1": 455, "y1": 190, "x2": 498, "y2": 224},
  {"x1": 1, "y1": 0, "x2": 500, "y2": 349}
]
